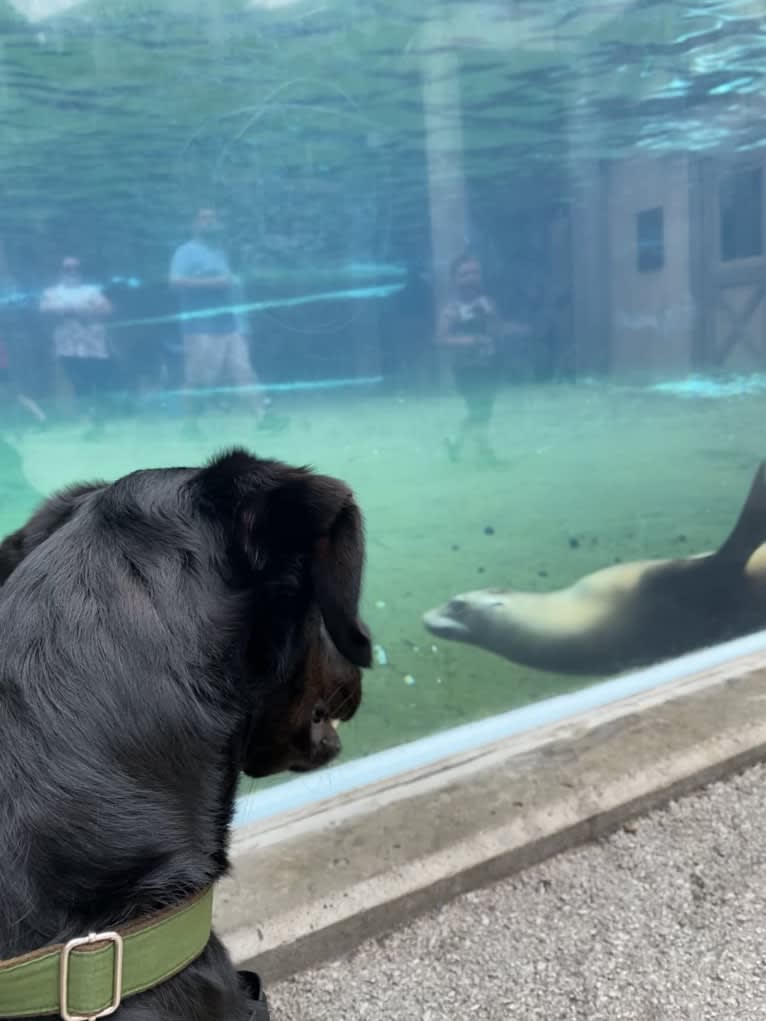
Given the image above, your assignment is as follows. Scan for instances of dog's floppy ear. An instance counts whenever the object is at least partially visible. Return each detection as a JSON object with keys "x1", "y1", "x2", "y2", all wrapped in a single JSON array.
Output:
[
  {"x1": 311, "y1": 491, "x2": 372, "y2": 668},
  {"x1": 202, "y1": 450, "x2": 373, "y2": 667},
  {"x1": 250, "y1": 467, "x2": 372, "y2": 668}
]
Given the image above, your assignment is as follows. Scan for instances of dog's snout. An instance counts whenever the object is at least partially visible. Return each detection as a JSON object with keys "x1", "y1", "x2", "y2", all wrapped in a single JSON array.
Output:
[{"x1": 320, "y1": 732, "x2": 338, "y2": 751}]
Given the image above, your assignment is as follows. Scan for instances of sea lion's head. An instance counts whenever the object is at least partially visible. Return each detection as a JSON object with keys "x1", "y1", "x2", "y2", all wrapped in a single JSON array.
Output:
[{"x1": 423, "y1": 588, "x2": 512, "y2": 649}]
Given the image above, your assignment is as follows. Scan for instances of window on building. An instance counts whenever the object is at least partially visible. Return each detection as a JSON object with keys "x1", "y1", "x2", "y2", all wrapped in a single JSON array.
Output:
[
  {"x1": 720, "y1": 167, "x2": 763, "y2": 261},
  {"x1": 637, "y1": 206, "x2": 664, "y2": 272}
]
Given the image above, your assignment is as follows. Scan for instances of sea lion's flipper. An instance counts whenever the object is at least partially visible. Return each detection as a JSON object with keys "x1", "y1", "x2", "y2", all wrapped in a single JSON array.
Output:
[{"x1": 714, "y1": 462, "x2": 766, "y2": 565}]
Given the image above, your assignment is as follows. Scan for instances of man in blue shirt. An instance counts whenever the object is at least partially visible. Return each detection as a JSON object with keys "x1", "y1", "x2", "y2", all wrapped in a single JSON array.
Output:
[{"x1": 170, "y1": 207, "x2": 267, "y2": 427}]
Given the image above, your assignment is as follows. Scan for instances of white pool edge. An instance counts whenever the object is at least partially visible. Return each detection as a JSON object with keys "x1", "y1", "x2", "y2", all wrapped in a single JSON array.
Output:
[{"x1": 233, "y1": 629, "x2": 766, "y2": 829}]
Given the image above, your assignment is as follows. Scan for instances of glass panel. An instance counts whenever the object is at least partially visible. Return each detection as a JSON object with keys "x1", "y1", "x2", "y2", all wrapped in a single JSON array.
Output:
[{"x1": 2, "y1": 0, "x2": 766, "y2": 791}]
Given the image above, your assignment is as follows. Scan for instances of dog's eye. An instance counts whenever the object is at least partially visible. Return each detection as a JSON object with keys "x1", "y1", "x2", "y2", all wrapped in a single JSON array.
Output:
[{"x1": 312, "y1": 706, "x2": 327, "y2": 725}]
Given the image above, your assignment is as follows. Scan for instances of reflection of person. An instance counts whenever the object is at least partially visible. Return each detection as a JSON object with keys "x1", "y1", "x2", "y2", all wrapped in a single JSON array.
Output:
[
  {"x1": 40, "y1": 256, "x2": 113, "y2": 439},
  {"x1": 436, "y1": 251, "x2": 506, "y2": 465},
  {"x1": 169, "y1": 207, "x2": 269, "y2": 433}
]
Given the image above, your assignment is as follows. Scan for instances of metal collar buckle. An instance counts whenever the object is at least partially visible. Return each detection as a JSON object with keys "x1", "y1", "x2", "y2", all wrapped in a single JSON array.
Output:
[{"x1": 60, "y1": 931, "x2": 124, "y2": 1021}]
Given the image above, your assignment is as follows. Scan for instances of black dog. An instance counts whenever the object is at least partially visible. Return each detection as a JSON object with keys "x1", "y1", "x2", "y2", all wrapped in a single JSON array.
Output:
[{"x1": 0, "y1": 447, "x2": 372, "y2": 1020}]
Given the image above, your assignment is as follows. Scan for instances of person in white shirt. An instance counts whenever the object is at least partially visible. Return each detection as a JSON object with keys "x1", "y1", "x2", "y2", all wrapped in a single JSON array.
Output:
[{"x1": 40, "y1": 256, "x2": 113, "y2": 438}]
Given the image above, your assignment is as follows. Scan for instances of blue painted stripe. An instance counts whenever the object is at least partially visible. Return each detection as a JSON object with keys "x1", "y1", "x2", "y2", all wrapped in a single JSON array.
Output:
[
  {"x1": 233, "y1": 627, "x2": 766, "y2": 829},
  {"x1": 139, "y1": 375, "x2": 384, "y2": 400},
  {"x1": 111, "y1": 282, "x2": 405, "y2": 330}
]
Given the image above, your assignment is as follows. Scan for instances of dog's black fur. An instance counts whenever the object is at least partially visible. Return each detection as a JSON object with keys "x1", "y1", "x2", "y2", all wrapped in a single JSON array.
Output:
[{"x1": 0, "y1": 447, "x2": 372, "y2": 1020}]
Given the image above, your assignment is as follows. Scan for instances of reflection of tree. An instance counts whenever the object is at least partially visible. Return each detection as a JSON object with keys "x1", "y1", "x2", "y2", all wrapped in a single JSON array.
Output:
[{"x1": 208, "y1": 82, "x2": 391, "y2": 275}]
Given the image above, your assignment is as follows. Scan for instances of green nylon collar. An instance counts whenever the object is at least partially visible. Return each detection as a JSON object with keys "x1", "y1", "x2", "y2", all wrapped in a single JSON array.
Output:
[{"x1": 0, "y1": 886, "x2": 213, "y2": 1020}]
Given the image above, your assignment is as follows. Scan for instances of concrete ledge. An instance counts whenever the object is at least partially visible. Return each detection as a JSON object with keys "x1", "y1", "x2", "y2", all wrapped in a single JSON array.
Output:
[{"x1": 215, "y1": 651, "x2": 766, "y2": 982}]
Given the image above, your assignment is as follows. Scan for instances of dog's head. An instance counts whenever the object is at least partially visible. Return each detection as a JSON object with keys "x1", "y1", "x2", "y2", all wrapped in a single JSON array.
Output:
[
  {"x1": 0, "y1": 450, "x2": 373, "y2": 778},
  {"x1": 0, "y1": 451, "x2": 373, "y2": 780}
]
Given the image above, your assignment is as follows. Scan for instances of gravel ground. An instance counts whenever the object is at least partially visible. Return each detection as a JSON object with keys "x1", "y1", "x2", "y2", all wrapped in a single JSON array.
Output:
[{"x1": 271, "y1": 762, "x2": 766, "y2": 1020}]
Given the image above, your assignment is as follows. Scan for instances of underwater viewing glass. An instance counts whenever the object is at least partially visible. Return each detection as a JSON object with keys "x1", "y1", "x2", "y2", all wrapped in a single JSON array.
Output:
[{"x1": 2, "y1": 0, "x2": 766, "y2": 804}]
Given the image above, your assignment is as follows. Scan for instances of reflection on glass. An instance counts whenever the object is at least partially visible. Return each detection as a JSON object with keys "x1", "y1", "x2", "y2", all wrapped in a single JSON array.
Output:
[{"x1": 1, "y1": 0, "x2": 765, "y2": 776}]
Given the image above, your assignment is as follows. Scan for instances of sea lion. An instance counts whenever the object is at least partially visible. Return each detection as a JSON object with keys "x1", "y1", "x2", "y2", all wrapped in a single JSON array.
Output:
[{"x1": 423, "y1": 462, "x2": 766, "y2": 676}]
